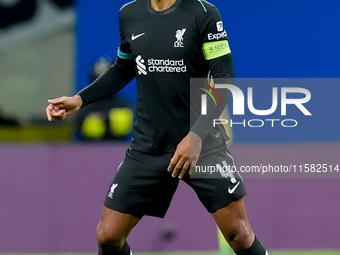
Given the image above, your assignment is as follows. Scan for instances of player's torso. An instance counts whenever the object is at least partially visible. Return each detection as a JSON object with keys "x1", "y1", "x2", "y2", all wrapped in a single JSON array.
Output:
[{"x1": 120, "y1": 0, "x2": 211, "y2": 152}]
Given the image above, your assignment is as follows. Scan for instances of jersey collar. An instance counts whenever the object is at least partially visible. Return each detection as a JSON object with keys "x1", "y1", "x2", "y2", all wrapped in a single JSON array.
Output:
[{"x1": 147, "y1": 0, "x2": 183, "y2": 15}]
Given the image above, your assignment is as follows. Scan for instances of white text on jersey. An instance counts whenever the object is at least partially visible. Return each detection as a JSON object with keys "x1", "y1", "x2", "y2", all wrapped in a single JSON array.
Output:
[{"x1": 208, "y1": 30, "x2": 227, "y2": 41}]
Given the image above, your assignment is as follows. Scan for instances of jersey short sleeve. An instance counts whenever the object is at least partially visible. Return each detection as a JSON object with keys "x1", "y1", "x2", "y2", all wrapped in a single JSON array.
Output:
[{"x1": 199, "y1": 5, "x2": 231, "y2": 60}]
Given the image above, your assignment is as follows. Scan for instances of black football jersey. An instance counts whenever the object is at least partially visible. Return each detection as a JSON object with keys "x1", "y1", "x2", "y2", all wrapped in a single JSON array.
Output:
[{"x1": 79, "y1": 0, "x2": 233, "y2": 153}]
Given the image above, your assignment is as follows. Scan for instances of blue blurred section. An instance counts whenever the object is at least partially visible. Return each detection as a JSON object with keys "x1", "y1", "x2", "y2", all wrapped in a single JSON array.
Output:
[
  {"x1": 76, "y1": 0, "x2": 339, "y2": 142},
  {"x1": 76, "y1": 1, "x2": 137, "y2": 105},
  {"x1": 217, "y1": 0, "x2": 340, "y2": 78}
]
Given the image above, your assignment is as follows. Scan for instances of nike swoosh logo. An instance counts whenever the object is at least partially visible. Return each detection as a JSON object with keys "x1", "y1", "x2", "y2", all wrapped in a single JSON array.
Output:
[
  {"x1": 132, "y1": 33, "x2": 145, "y2": 41},
  {"x1": 228, "y1": 181, "x2": 240, "y2": 194}
]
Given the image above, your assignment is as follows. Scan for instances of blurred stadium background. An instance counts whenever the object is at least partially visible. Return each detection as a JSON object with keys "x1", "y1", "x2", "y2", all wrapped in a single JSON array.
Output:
[{"x1": 1, "y1": 0, "x2": 339, "y2": 255}]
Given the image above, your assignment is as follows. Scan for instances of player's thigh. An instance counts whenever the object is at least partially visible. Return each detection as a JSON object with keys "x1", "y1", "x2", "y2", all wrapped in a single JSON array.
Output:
[
  {"x1": 96, "y1": 206, "x2": 141, "y2": 245},
  {"x1": 104, "y1": 148, "x2": 179, "y2": 218},
  {"x1": 185, "y1": 145, "x2": 246, "y2": 213}
]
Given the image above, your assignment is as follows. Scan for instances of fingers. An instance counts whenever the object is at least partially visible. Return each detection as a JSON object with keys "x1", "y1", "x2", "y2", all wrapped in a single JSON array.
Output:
[
  {"x1": 189, "y1": 158, "x2": 198, "y2": 175},
  {"x1": 179, "y1": 161, "x2": 190, "y2": 179},
  {"x1": 48, "y1": 97, "x2": 66, "y2": 106},
  {"x1": 46, "y1": 97, "x2": 68, "y2": 121},
  {"x1": 167, "y1": 132, "x2": 202, "y2": 178},
  {"x1": 46, "y1": 107, "x2": 66, "y2": 121},
  {"x1": 167, "y1": 156, "x2": 178, "y2": 174},
  {"x1": 56, "y1": 109, "x2": 66, "y2": 119},
  {"x1": 46, "y1": 104, "x2": 53, "y2": 121},
  {"x1": 52, "y1": 109, "x2": 66, "y2": 121},
  {"x1": 167, "y1": 154, "x2": 190, "y2": 179},
  {"x1": 172, "y1": 159, "x2": 184, "y2": 179}
]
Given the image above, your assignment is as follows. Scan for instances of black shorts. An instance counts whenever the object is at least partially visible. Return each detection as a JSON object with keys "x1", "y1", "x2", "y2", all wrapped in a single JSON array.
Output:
[{"x1": 104, "y1": 144, "x2": 246, "y2": 218}]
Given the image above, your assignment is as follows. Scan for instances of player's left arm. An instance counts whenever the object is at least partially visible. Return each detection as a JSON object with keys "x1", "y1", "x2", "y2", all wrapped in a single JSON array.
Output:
[
  {"x1": 191, "y1": 5, "x2": 233, "y2": 139},
  {"x1": 190, "y1": 55, "x2": 233, "y2": 138},
  {"x1": 168, "y1": 5, "x2": 233, "y2": 179}
]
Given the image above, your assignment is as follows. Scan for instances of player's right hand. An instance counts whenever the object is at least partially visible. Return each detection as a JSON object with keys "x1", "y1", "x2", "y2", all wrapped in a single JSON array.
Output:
[{"x1": 46, "y1": 95, "x2": 83, "y2": 121}]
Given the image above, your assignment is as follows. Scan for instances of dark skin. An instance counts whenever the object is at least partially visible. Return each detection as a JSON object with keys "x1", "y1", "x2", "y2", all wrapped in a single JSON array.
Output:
[
  {"x1": 167, "y1": 131, "x2": 202, "y2": 179},
  {"x1": 150, "y1": 0, "x2": 176, "y2": 11},
  {"x1": 45, "y1": 0, "x2": 255, "y2": 252}
]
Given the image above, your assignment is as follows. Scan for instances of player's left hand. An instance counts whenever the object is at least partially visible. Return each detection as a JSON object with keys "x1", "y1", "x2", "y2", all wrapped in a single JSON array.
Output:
[{"x1": 167, "y1": 131, "x2": 202, "y2": 179}]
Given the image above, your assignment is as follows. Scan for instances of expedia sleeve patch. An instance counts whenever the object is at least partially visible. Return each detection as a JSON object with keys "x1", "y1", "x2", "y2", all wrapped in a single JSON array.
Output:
[{"x1": 202, "y1": 40, "x2": 231, "y2": 60}]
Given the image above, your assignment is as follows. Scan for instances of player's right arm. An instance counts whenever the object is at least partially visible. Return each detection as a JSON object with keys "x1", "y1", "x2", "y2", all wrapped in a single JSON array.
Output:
[
  {"x1": 46, "y1": 9, "x2": 135, "y2": 121},
  {"x1": 46, "y1": 54, "x2": 135, "y2": 121}
]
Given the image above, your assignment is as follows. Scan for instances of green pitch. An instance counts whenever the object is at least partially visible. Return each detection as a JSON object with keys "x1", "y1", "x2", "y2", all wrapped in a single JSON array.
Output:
[
  {"x1": 133, "y1": 252, "x2": 340, "y2": 255},
  {"x1": 4, "y1": 251, "x2": 340, "y2": 255}
]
